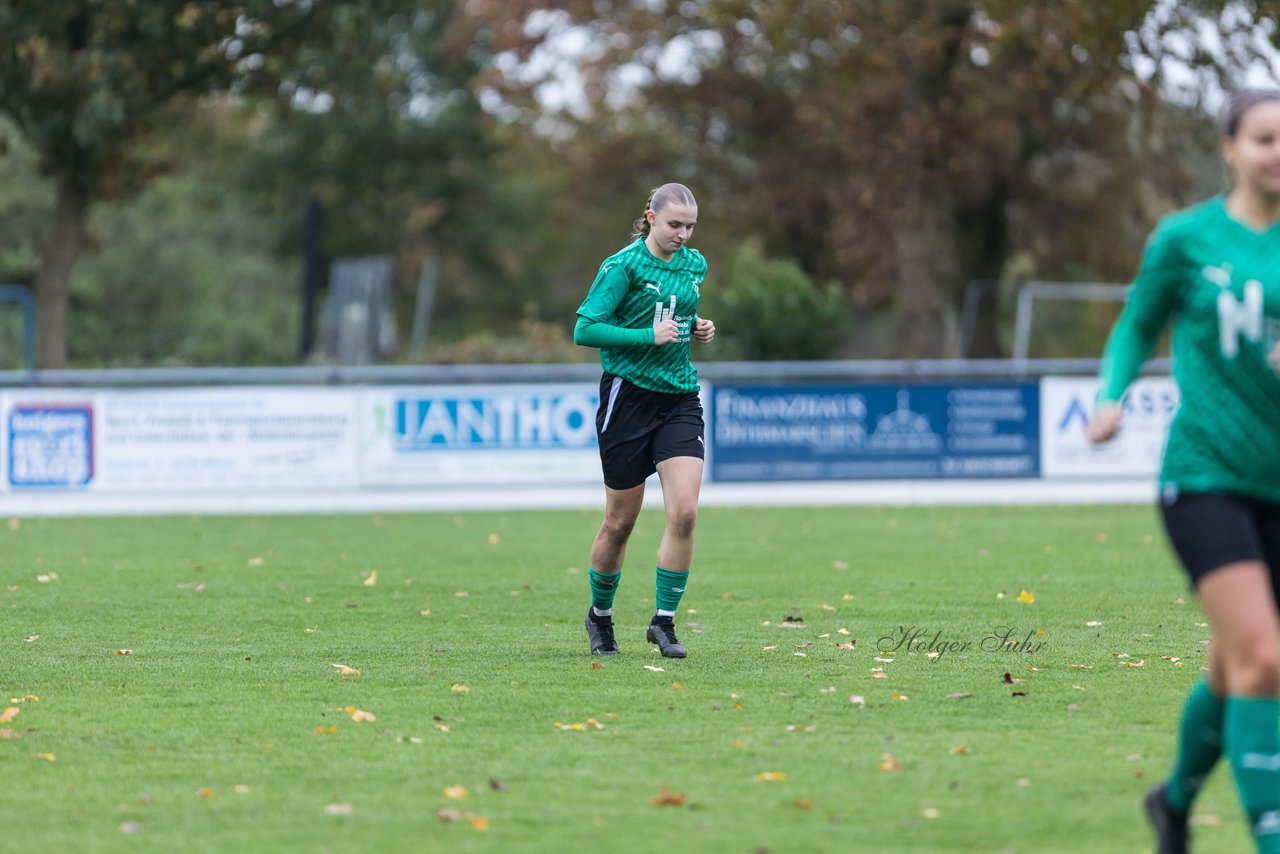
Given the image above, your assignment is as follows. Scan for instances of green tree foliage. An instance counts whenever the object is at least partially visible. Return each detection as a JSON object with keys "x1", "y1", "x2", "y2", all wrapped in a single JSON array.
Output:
[
  {"x1": 708, "y1": 244, "x2": 849, "y2": 360},
  {"x1": 0, "y1": 0, "x2": 378, "y2": 368}
]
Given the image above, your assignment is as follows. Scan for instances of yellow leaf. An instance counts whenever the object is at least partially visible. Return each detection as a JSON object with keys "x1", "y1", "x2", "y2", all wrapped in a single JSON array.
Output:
[
  {"x1": 469, "y1": 815, "x2": 490, "y2": 832},
  {"x1": 1016, "y1": 590, "x2": 1035, "y2": 604},
  {"x1": 891, "y1": 693, "x2": 909, "y2": 702},
  {"x1": 870, "y1": 669, "x2": 887, "y2": 679},
  {"x1": 443, "y1": 785, "x2": 468, "y2": 800},
  {"x1": 879, "y1": 753, "x2": 901, "y2": 772},
  {"x1": 793, "y1": 799, "x2": 814, "y2": 810},
  {"x1": 247, "y1": 557, "x2": 263, "y2": 567},
  {"x1": 487, "y1": 533, "x2": 500, "y2": 545},
  {"x1": 346, "y1": 707, "x2": 376, "y2": 722},
  {"x1": 849, "y1": 694, "x2": 866, "y2": 707},
  {"x1": 644, "y1": 665, "x2": 665, "y2": 672},
  {"x1": 949, "y1": 745, "x2": 970, "y2": 755},
  {"x1": 324, "y1": 803, "x2": 354, "y2": 816},
  {"x1": 363, "y1": 570, "x2": 378, "y2": 587},
  {"x1": 1086, "y1": 620, "x2": 1103, "y2": 627},
  {"x1": 0, "y1": 707, "x2": 19, "y2": 724},
  {"x1": 32, "y1": 752, "x2": 55, "y2": 762},
  {"x1": 114, "y1": 649, "x2": 133, "y2": 656},
  {"x1": 754, "y1": 771, "x2": 786, "y2": 782},
  {"x1": 314, "y1": 726, "x2": 337, "y2": 735},
  {"x1": 233, "y1": 785, "x2": 251, "y2": 794},
  {"x1": 922, "y1": 807, "x2": 941, "y2": 819},
  {"x1": 671, "y1": 682, "x2": 684, "y2": 691},
  {"x1": 22, "y1": 635, "x2": 38, "y2": 643},
  {"x1": 451, "y1": 684, "x2": 470, "y2": 694},
  {"x1": 420, "y1": 609, "x2": 433, "y2": 616},
  {"x1": 434, "y1": 723, "x2": 450, "y2": 732},
  {"x1": 331, "y1": 663, "x2": 361, "y2": 676},
  {"x1": 0, "y1": 729, "x2": 17, "y2": 740},
  {"x1": 195, "y1": 787, "x2": 214, "y2": 798}
]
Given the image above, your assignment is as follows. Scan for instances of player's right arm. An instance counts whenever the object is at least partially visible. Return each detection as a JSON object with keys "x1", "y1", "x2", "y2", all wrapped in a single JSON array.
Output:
[
  {"x1": 1088, "y1": 223, "x2": 1185, "y2": 444},
  {"x1": 574, "y1": 262, "x2": 676, "y2": 348}
]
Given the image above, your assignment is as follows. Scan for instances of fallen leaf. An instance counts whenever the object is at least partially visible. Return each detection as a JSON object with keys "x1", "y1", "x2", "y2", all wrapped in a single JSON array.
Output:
[
  {"x1": 891, "y1": 693, "x2": 908, "y2": 702},
  {"x1": 1086, "y1": 621, "x2": 1103, "y2": 627},
  {"x1": 761, "y1": 645, "x2": 778, "y2": 651},
  {"x1": 420, "y1": 609, "x2": 433, "y2": 616},
  {"x1": 363, "y1": 570, "x2": 378, "y2": 587},
  {"x1": 195, "y1": 787, "x2": 214, "y2": 798},
  {"x1": 923, "y1": 807, "x2": 941, "y2": 819},
  {"x1": 324, "y1": 803, "x2": 354, "y2": 816},
  {"x1": 793, "y1": 652, "x2": 807, "y2": 657},
  {"x1": 487, "y1": 533, "x2": 500, "y2": 545},
  {"x1": 437, "y1": 808, "x2": 466, "y2": 822},
  {"x1": 0, "y1": 730, "x2": 17, "y2": 740},
  {"x1": 879, "y1": 754, "x2": 901, "y2": 772},
  {"x1": 837, "y1": 627, "x2": 851, "y2": 635},
  {"x1": 119, "y1": 822, "x2": 143, "y2": 835},
  {"x1": 345, "y1": 707, "x2": 376, "y2": 723},
  {"x1": 793, "y1": 799, "x2": 814, "y2": 810},
  {"x1": 0, "y1": 707, "x2": 19, "y2": 724},
  {"x1": 950, "y1": 745, "x2": 970, "y2": 755},
  {"x1": 31, "y1": 752, "x2": 55, "y2": 762},
  {"x1": 443, "y1": 785, "x2": 468, "y2": 800},
  {"x1": 7, "y1": 518, "x2": 19, "y2": 530},
  {"x1": 945, "y1": 692, "x2": 973, "y2": 700},
  {"x1": 469, "y1": 816, "x2": 489, "y2": 832},
  {"x1": 247, "y1": 557, "x2": 264, "y2": 567},
  {"x1": 871, "y1": 669, "x2": 887, "y2": 679},
  {"x1": 434, "y1": 723, "x2": 450, "y2": 732},
  {"x1": 754, "y1": 771, "x2": 786, "y2": 782},
  {"x1": 22, "y1": 635, "x2": 38, "y2": 643},
  {"x1": 671, "y1": 682, "x2": 684, "y2": 691},
  {"x1": 1068, "y1": 663, "x2": 1091, "y2": 670},
  {"x1": 1017, "y1": 590, "x2": 1035, "y2": 604},
  {"x1": 233, "y1": 785, "x2": 251, "y2": 794},
  {"x1": 650, "y1": 786, "x2": 687, "y2": 806},
  {"x1": 314, "y1": 726, "x2": 337, "y2": 735},
  {"x1": 451, "y1": 684, "x2": 470, "y2": 694},
  {"x1": 488, "y1": 778, "x2": 508, "y2": 792},
  {"x1": 455, "y1": 591, "x2": 469, "y2": 598},
  {"x1": 644, "y1": 665, "x2": 665, "y2": 672},
  {"x1": 591, "y1": 661, "x2": 605, "y2": 669},
  {"x1": 1126, "y1": 660, "x2": 1146, "y2": 668},
  {"x1": 331, "y1": 663, "x2": 361, "y2": 676},
  {"x1": 114, "y1": 649, "x2": 133, "y2": 656},
  {"x1": 819, "y1": 604, "x2": 835, "y2": 612},
  {"x1": 849, "y1": 695, "x2": 866, "y2": 708}
]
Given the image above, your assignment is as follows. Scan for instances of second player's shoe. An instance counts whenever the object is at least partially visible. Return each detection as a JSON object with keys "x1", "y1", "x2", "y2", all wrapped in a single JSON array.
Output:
[
  {"x1": 647, "y1": 615, "x2": 687, "y2": 658},
  {"x1": 586, "y1": 608, "x2": 618, "y2": 656},
  {"x1": 1143, "y1": 783, "x2": 1189, "y2": 854}
]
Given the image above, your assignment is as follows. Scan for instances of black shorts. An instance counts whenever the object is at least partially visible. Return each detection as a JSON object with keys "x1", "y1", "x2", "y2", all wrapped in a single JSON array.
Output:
[
  {"x1": 595, "y1": 373, "x2": 704, "y2": 490},
  {"x1": 1159, "y1": 490, "x2": 1280, "y2": 605}
]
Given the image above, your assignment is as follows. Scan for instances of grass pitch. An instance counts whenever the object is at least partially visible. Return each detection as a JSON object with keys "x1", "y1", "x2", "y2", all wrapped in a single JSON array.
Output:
[{"x1": 1, "y1": 504, "x2": 1249, "y2": 853}]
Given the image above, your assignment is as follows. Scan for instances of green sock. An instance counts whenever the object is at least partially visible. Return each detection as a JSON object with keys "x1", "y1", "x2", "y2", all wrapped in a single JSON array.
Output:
[
  {"x1": 654, "y1": 566, "x2": 688, "y2": 615},
  {"x1": 588, "y1": 568, "x2": 620, "y2": 613},
  {"x1": 1165, "y1": 680, "x2": 1225, "y2": 812},
  {"x1": 1223, "y1": 696, "x2": 1280, "y2": 851}
]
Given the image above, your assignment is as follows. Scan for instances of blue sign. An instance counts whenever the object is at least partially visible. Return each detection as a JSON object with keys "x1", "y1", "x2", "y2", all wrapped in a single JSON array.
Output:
[
  {"x1": 709, "y1": 383, "x2": 1039, "y2": 481},
  {"x1": 393, "y1": 391, "x2": 598, "y2": 451},
  {"x1": 9, "y1": 404, "x2": 94, "y2": 487}
]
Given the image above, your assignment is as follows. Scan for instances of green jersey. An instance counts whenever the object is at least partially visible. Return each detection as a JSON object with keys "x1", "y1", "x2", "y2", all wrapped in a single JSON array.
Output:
[
  {"x1": 1098, "y1": 196, "x2": 1280, "y2": 501},
  {"x1": 575, "y1": 238, "x2": 707, "y2": 394}
]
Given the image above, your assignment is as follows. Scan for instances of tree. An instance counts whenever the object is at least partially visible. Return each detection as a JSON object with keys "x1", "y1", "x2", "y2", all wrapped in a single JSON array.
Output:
[
  {"x1": 498, "y1": 1, "x2": 1273, "y2": 358},
  {"x1": 0, "y1": 2, "x2": 374, "y2": 368}
]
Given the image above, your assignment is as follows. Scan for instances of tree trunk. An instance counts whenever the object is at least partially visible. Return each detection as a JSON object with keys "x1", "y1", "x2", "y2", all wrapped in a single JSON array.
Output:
[
  {"x1": 35, "y1": 173, "x2": 88, "y2": 370},
  {"x1": 893, "y1": 173, "x2": 956, "y2": 358}
]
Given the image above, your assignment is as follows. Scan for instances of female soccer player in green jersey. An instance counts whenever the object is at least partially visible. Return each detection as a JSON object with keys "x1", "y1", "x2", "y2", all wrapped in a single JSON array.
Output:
[
  {"x1": 1088, "y1": 89, "x2": 1280, "y2": 854},
  {"x1": 573, "y1": 182, "x2": 716, "y2": 659}
]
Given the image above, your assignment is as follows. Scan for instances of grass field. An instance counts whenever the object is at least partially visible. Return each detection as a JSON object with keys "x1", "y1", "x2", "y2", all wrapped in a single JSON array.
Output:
[{"x1": 1, "y1": 504, "x2": 1251, "y2": 853}]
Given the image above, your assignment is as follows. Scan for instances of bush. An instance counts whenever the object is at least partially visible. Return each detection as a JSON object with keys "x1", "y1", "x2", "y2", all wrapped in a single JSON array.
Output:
[{"x1": 707, "y1": 244, "x2": 849, "y2": 360}]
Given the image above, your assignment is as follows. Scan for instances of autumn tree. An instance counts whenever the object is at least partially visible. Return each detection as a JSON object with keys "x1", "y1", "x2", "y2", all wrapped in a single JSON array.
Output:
[{"x1": 499, "y1": 0, "x2": 1271, "y2": 358}]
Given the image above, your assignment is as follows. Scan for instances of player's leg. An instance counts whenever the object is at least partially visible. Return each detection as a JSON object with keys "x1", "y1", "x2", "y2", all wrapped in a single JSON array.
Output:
[
  {"x1": 1146, "y1": 491, "x2": 1263, "y2": 853},
  {"x1": 645, "y1": 395, "x2": 706, "y2": 658},
  {"x1": 585, "y1": 484, "x2": 645, "y2": 656},
  {"x1": 1197, "y1": 562, "x2": 1280, "y2": 853}
]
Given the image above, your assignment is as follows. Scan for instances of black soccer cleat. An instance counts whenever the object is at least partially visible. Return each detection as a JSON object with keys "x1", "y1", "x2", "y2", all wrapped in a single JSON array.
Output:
[
  {"x1": 1144, "y1": 783, "x2": 1190, "y2": 854},
  {"x1": 646, "y1": 615, "x2": 687, "y2": 658},
  {"x1": 586, "y1": 608, "x2": 618, "y2": 656}
]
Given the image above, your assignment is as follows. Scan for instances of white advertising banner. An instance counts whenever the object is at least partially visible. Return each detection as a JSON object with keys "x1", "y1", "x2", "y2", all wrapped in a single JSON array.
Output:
[
  {"x1": 1039, "y1": 376, "x2": 1178, "y2": 478},
  {"x1": 358, "y1": 384, "x2": 602, "y2": 486},
  {"x1": 1, "y1": 388, "x2": 359, "y2": 491}
]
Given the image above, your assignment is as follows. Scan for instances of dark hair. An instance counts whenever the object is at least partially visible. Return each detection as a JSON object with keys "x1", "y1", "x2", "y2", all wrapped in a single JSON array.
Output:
[
  {"x1": 1223, "y1": 88, "x2": 1280, "y2": 137},
  {"x1": 631, "y1": 183, "x2": 697, "y2": 240}
]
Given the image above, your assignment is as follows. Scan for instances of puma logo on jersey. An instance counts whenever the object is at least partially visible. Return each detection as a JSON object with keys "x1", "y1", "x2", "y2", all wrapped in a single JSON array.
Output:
[
  {"x1": 1202, "y1": 263, "x2": 1232, "y2": 288},
  {"x1": 643, "y1": 282, "x2": 662, "y2": 295}
]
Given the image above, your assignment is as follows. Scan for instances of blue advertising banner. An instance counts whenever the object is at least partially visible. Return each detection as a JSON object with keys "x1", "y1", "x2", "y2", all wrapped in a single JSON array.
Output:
[
  {"x1": 709, "y1": 383, "x2": 1039, "y2": 481},
  {"x1": 8, "y1": 403, "x2": 94, "y2": 488}
]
